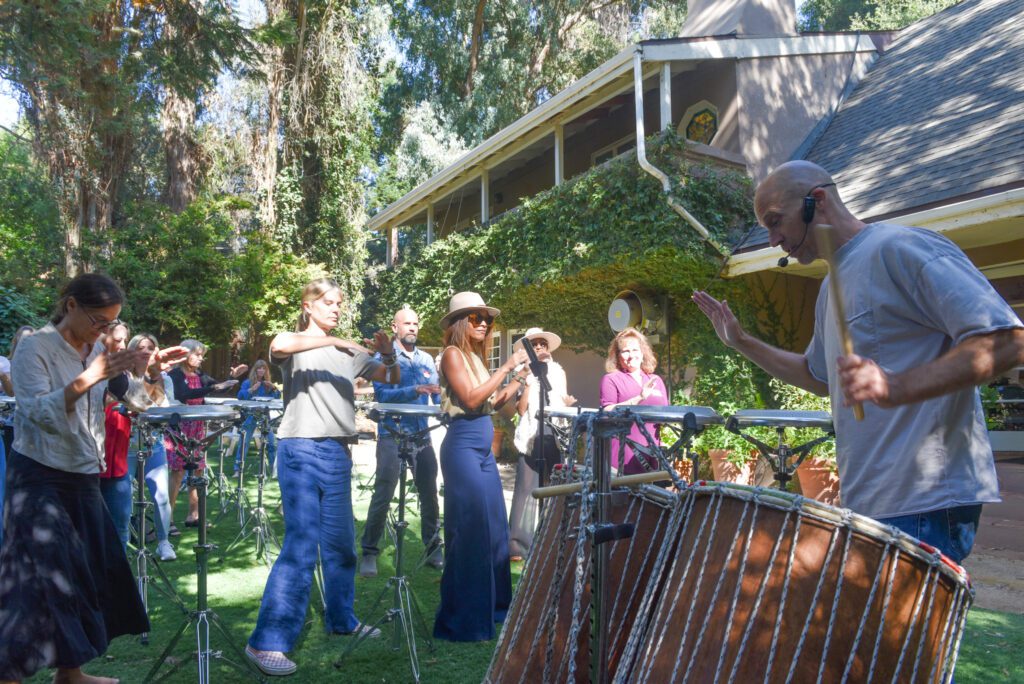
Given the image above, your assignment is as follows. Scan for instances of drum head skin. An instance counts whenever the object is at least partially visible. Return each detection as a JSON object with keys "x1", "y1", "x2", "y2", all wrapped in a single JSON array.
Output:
[{"x1": 143, "y1": 405, "x2": 238, "y2": 424}]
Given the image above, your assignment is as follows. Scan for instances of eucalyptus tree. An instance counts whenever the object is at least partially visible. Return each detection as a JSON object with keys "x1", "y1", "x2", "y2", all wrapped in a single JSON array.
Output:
[{"x1": 798, "y1": 0, "x2": 958, "y2": 31}]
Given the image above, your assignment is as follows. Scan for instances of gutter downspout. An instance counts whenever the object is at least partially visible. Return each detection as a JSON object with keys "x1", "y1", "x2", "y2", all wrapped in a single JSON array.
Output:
[{"x1": 632, "y1": 49, "x2": 724, "y2": 255}]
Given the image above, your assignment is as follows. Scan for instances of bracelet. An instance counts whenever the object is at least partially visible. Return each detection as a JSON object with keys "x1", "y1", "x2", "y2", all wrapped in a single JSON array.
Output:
[
  {"x1": 515, "y1": 375, "x2": 527, "y2": 386},
  {"x1": 382, "y1": 355, "x2": 398, "y2": 368},
  {"x1": 145, "y1": 375, "x2": 161, "y2": 385}
]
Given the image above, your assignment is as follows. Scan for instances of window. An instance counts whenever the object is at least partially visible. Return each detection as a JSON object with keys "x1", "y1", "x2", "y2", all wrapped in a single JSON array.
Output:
[
  {"x1": 678, "y1": 100, "x2": 719, "y2": 146},
  {"x1": 487, "y1": 331, "x2": 502, "y2": 372},
  {"x1": 591, "y1": 135, "x2": 637, "y2": 167},
  {"x1": 509, "y1": 329, "x2": 527, "y2": 357}
]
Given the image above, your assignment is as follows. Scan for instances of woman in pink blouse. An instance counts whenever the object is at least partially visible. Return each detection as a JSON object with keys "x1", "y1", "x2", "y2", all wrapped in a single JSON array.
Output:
[{"x1": 599, "y1": 327, "x2": 668, "y2": 475}]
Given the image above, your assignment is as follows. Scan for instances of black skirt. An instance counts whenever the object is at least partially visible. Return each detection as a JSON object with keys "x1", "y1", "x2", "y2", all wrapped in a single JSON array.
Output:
[{"x1": 0, "y1": 450, "x2": 149, "y2": 679}]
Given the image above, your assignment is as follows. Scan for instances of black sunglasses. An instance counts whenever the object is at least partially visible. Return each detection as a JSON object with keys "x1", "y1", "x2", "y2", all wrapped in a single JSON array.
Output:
[{"x1": 465, "y1": 312, "x2": 494, "y2": 326}]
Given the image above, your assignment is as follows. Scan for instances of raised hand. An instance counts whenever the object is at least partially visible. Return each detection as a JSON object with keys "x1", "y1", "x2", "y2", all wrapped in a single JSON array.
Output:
[
  {"x1": 88, "y1": 350, "x2": 138, "y2": 381},
  {"x1": 692, "y1": 290, "x2": 745, "y2": 348},
  {"x1": 363, "y1": 330, "x2": 393, "y2": 356},
  {"x1": 230, "y1": 364, "x2": 249, "y2": 378},
  {"x1": 639, "y1": 377, "x2": 662, "y2": 400}
]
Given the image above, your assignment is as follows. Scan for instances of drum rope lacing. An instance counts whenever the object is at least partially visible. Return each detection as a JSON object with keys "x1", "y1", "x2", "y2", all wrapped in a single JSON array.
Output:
[
  {"x1": 816, "y1": 515, "x2": 856, "y2": 683},
  {"x1": 566, "y1": 411, "x2": 598, "y2": 681},
  {"x1": 782, "y1": 524, "x2": 842, "y2": 683},
  {"x1": 724, "y1": 498, "x2": 799, "y2": 683},
  {"x1": 840, "y1": 540, "x2": 893, "y2": 683},
  {"x1": 889, "y1": 563, "x2": 937, "y2": 683},
  {"x1": 864, "y1": 547, "x2": 902, "y2": 683},
  {"x1": 680, "y1": 496, "x2": 753, "y2": 684},
  {"x1": 762, "y1": 500, "x2": 804, "y2": 683}
]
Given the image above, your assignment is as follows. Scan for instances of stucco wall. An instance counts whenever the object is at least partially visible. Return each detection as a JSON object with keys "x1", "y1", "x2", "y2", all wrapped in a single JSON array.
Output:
[{"x1": 736, "y1": 51, "x2": 876, "y2": 183}]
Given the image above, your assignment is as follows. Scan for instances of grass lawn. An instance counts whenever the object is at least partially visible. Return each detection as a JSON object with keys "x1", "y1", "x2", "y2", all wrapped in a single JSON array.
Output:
[{"x1": 24, "y1": 446, "x2": 1024, "y2": 683}]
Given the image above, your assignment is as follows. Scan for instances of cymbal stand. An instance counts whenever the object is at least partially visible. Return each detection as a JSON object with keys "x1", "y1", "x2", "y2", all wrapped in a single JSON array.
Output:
[
  {"x1": 222, "y1": 407, "x2": 280, "y2": 564},
  {"x1": 335, "y1": 414, "x2": 446, "y2": 683},
  {"x1": 215, "y1": 424, "x2": 250, "y2": 527},
  {"x1": 130, "y1": 416, "x2": 188, "y2": 645},
  {"x1": 145, "y1": 416, "x2": 264, "y2": 684},
  {"x1": 725, "y1": 418, "x2": 834, "y2": 490}
]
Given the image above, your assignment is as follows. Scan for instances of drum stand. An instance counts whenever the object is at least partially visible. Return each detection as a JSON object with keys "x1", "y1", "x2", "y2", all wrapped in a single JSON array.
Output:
[
  {"x1": 725, "y1": 418, "x2": 834, "y2": 490},
  {"x1": 145, "y1": 420, "x2": 264, "y2": 684},
  {"x1": 215, "y1": 429, "x2": 250, "y2": 527},
  {"x1": 222, "y1": 409, "x2": 280, "y2": 564},
  {"x1": 131, "y1": 419, "x2": 189, "y2": 645},
  {"x1": 578, "y1": 408, "x2": 710, "y2": 683},
  {"x1": 334, "y1": 417, "x2": 443, "y2": 684}
]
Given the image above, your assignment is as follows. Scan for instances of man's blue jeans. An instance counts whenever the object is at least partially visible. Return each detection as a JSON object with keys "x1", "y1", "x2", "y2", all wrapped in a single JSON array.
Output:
[
  {"x1": 248, "y1": 437, "x2": 360, "y2": 652},
  {"x1": 876, "y1": 505, "x2": 982, "y2": 564}
]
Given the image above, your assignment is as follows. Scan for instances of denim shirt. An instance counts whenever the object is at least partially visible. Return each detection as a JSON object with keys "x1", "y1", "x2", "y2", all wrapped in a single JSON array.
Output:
[{"x1": 372, "y1": 342, "x2": 440, "y2": 436}]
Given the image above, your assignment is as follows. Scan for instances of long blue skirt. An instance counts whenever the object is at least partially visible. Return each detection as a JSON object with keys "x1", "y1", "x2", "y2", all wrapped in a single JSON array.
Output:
[{"x1": 434, "y1": 414, "x2": 512, "y2": 642}]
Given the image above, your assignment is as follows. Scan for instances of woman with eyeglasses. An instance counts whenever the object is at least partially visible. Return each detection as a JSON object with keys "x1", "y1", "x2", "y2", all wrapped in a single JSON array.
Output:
[
  {"x1": 0, "y1": 273, "x2": 150, "y2": 683},
  {"x1": 434, "y1": 291, "x2": 529, "y2": 642}
]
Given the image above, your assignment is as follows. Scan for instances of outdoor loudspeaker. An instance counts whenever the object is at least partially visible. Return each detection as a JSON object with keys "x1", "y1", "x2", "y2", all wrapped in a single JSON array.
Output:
[{"x1": 608, "y1": 290, "x2": 664, "y2": 335}]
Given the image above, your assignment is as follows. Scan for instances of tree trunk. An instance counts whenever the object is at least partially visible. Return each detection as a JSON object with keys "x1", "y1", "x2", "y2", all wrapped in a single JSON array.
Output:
[
  {"x1": 162, "y1": 88, "x2": 201, "y2": 212},
  {"x1": 258, "y1": 0, "x2": 286, "y2": 229}
]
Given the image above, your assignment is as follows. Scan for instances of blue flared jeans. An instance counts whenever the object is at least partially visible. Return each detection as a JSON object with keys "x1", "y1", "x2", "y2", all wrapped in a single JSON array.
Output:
[{"x1": 249, "y1": 437, "x2": 360, "y2": 652}]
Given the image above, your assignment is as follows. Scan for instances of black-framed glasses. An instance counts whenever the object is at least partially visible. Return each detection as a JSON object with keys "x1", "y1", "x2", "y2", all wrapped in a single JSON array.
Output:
[
  {"x1": 85, "y1": 311, "x2": 122, "y2": 332},
  {"x1": 465, "y1": 312, "x2": 494, "y2": 327}
]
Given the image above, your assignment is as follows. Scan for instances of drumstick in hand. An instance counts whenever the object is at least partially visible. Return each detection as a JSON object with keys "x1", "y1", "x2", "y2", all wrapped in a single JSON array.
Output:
[{"x1": 815, "y1": 224, "x2": 865, "y2": 422}]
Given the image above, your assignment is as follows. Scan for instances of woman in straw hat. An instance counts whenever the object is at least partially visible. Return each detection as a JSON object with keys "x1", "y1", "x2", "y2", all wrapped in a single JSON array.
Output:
[
  {"x1": 509, "y1": 327, "x2": 575, "y2": 560},
  {"x1": 434, "y1": 291, "x2": 530, "y2": 642}
]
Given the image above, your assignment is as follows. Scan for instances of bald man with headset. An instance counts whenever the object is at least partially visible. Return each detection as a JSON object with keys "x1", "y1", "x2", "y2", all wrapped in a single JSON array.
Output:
[{"x1": 693, "y1": 160, "x2": 1024, "y2": 563}]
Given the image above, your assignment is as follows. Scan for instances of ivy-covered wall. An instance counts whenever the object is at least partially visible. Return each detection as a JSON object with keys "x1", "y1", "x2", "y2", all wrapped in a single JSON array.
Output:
[
  {"x1": 367, "y1": 133, "x2": 753, "y2": 338},
  {"x1": 363, "y1": 132, "x2": 818, "y2": 410}
]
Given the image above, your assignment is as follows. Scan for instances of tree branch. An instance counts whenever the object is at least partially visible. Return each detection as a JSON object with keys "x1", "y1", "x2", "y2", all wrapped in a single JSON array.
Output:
[{"x1": 463, "y1": 0, "x2": 487, "y2": 99}]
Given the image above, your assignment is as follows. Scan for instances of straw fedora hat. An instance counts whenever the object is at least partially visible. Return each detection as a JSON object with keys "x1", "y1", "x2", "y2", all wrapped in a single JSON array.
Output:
[
  {"x1": 522, "y1": 327, "x2": 561, "y2": 352},
  {"x1": 440, "y1": 291, "x2": 501, "y2": 329}
]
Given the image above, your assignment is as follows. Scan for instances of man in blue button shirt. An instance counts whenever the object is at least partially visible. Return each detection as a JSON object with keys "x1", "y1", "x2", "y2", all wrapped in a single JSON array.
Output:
[{"x1": 360, "y1": 307, "x2": 443, "y2": 577}]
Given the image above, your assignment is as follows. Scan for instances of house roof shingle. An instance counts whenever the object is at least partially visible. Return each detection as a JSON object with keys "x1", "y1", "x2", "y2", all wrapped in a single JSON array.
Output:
[{"x1": 804, "y1": 0, "x2": 1024, "y2": 220}]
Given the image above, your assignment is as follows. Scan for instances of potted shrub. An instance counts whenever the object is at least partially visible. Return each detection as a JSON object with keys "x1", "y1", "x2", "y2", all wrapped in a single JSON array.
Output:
[
  {"x1": 686, "y1": 353, "x2": 773, "y2": 485},
  {"x1": 770, "y1": 379, "x2": 840, "y2": 505}
]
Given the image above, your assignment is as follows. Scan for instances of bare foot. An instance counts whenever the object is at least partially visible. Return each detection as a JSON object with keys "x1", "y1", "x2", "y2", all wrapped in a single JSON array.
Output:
[{"x1": 53, "y1": 668, "x2": 118, "y2": 684}]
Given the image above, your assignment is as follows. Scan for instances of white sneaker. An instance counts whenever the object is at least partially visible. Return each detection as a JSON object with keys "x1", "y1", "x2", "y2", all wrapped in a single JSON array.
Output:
[{"x1": 157, "y1": 540, "x2": 177, "y2": 561}]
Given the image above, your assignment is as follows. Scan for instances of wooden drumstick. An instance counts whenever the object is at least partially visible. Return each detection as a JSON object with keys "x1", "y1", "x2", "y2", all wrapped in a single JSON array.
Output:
[
  {"x1": 531, "y1": 470, "x2": 673, "y2": 499},
  {"x1": 814, "y1": 224, "x2": 865, "y2": 421}
]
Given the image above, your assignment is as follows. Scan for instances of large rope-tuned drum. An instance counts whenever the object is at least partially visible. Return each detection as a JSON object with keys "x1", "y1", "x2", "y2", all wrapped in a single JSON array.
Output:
[
  {"x1": 488, "y1": 485, "x2": 677, "y2": 682},
  {"x1": 486, "y1": 406, "x2": 973, "y2": 684},
  {"x1": 621, "y1": 483, "x2": 971, "y2": 683}
]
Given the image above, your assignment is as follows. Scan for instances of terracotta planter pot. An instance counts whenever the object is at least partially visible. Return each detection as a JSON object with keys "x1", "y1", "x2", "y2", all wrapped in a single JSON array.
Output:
[
  {"x1": 708, "y1": 449, "x2": 754, "y2": 485},
  {"x1": 796, "y1": 457, "x2": 841, "y2": 506}
]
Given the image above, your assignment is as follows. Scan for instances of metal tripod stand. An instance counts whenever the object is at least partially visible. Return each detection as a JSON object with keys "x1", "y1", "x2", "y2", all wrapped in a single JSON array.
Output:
[
  {"x1": 145, "y1": 415, "x2": 264, "y2": 684},
  {"x1": 222, "y1": 405, "x2": 281, "y2": 564},
  {"x1": 130, "y1": 416, "x2": 188, "y2": 645},
  {"x1": 334, "y1": 412, "x2": 444, "y2": 683}
]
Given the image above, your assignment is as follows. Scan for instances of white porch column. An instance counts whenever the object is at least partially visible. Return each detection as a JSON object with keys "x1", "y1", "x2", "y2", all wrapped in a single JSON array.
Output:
[
  {"x1": 480, "y1": 168, "x2": 490, "y2": 224},
  {"x1": 554, "y1": 124, "x2": 565, "y2": 185},
  {"x1": 660, "y1": 62, "x2": 672, "y2": 131},
  {"x1": 426, "y1": 204, "x2": 435, "y2": 245}
]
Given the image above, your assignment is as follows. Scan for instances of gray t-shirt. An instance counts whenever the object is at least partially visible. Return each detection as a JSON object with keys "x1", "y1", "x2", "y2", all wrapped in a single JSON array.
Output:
[
  {"x1": 275, "y1": 344, "x2": 382, "y2": 439},
  {"x1": 805, "y1": 223, "x2": 1020, "y2": 518}
]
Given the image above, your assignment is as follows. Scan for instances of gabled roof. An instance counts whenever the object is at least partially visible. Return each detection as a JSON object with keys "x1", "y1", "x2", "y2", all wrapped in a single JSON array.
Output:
[{"x1": 805, "y1": 0, "x2": 1024, "y2": 220}]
